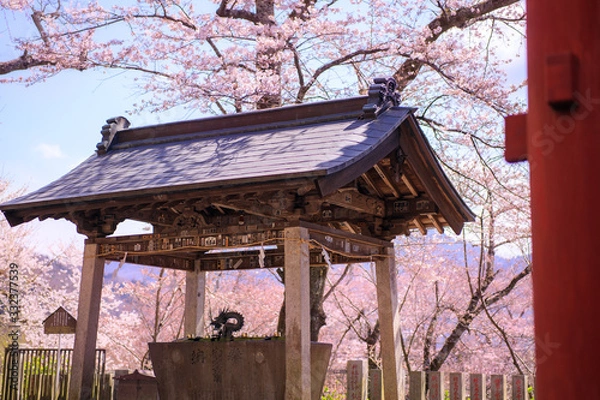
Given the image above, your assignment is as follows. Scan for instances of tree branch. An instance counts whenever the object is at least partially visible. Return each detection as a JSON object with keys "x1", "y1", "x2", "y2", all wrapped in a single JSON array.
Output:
[
  {"x1": 428, "y1": 0, "x2": 520, "y2": 41},
  {"x1": 323, "y1": 263, "x2": 352, "y2": 302},
  {"x1": 482, "y1": 297, "x2": 524, "y2": 374},
  {"x1": 296, "y1": 47, "x2": 388, "y2": 102},
  {"x1": 394, "y1": 0, "x2": 521, "y2": 92},
  {"x1": 428, "y1": 262, "x2": 531, "y2": 371},
  {"x1": 423, "y1": 282, "x2": 443, "y2": 370},
  {"x1": 0, "y1": 52, "x2": 55, "y2": 75},
  {"x1": 289, "y1": 0, "x2": 317, "y2": 21},
  {"x1": 216, "y1": 0, "x2": 260, "y2": 23},
  {"x1": 484, "y1": 263, "x2": 532, "y2": 306}
]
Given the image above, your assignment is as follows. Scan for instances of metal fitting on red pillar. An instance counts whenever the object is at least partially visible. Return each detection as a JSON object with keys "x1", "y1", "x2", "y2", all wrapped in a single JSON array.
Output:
[
  {"x1": 504, "y1": 113, "x2": 527, "y2": 163},
  {"x1": 505, "y1": 2, "x2": 600, "y2": 399}
]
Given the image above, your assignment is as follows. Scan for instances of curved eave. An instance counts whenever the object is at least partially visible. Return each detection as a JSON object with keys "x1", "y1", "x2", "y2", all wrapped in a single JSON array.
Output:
[
  {"x1": 400, "y1": 115, "x2": 475, "y2": 234},
  {"x1": 316, "y1": 107, "x2": 410, "y2": 196},
  {"x1": 0, "y1": 172, "x2": 324, "y2": 227}
]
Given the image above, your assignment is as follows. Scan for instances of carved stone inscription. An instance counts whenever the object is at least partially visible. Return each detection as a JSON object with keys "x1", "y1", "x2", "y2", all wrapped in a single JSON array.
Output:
[{"x1": 148, "y1": 341, "x2": 332, "y2": 400}]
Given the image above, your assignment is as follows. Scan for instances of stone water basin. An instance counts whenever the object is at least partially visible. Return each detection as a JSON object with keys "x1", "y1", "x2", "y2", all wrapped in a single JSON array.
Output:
[{"x1": 149, "y1": 339, "x2": 332, "y2": 400}]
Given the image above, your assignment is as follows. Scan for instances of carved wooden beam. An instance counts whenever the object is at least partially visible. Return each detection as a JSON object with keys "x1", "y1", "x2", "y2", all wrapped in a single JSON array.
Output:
[
  {"x1": 385, "y1": 196, "x2": 437, "y2": 218},
  {"x1": 324, "y1": 190, "x2": 385, "y2": 217},
  {"x1": 381, "y1": 219, "x2": 410, "y2": 238},
  {"x1": 68, "y1": 210, "x2": 124, "y2": 238},
  {"x1": 92, "y1": 220, "x2": 391, "y2": 271}
]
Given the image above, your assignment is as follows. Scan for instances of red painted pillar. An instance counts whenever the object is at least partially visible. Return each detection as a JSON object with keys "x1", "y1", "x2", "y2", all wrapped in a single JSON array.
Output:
[{"x1": 506, "y1": 1, "x2": 600, "y2": 398}]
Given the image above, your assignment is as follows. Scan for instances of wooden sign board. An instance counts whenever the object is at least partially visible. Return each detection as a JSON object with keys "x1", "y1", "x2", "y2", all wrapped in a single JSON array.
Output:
[{"x1": 43, "y1": 306, "x2": 77, "y2": 334}]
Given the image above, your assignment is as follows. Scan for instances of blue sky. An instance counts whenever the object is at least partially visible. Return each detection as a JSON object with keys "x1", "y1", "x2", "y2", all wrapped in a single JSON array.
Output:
[
  {"x1": 0, "y1": 68, "x2": 198, "y2": 253},
  {"x1": 1, "y1": 69, "x2": 196, "y2": 189}
]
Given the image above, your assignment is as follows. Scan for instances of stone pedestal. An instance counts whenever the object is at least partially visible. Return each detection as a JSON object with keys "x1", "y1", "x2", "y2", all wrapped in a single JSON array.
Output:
[
  {"x1": 113, "y1": 370, "x2": 158, "y2": 400},
  {"x1": 149, "y1": 340, "x2": 331, "y2": 400}
]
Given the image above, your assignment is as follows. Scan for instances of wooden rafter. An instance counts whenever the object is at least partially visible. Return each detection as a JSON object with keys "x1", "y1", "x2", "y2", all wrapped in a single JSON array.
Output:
[
  {"x1": 401, "y1": 174, "x2": 419, "y2": 197},
  {"x1": 360, "y1": 172, "x2": 384, "y2": 197},
  {"x1": 413, "y1": 217, "x2": 427, "y2": 235},
  {"x1": 373, "y1": 164, "x2": 401, "y2": 198},
  {"x1": 428, "y1": 213, "x2": 444, "y2": 234}
]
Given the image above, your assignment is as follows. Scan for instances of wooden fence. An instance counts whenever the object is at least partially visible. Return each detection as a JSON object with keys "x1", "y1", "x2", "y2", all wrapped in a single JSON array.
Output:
[
  {"x1": 346, "y1": 360, "x2": 533, "y2": 400},
  {"x1": 1, "y1": 348, "x2": 108, "y2": 400}
]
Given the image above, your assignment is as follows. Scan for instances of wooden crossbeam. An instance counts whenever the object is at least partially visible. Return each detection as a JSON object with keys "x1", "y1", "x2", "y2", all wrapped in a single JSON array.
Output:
[{"x1": 93, "y1": 220, "x2": 391, "y2": 271}]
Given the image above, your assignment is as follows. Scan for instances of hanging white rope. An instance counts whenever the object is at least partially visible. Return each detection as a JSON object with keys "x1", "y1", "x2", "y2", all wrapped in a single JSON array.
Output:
[
  {"x1": 112, "y1": 251, "x2": 128, "y2": 279},
  {"x1": 321, "y1": 246, "x2": 332, "y2": 268},
  {"x1": 258, "y1": 243, "x2": 266, "y2": 268}
]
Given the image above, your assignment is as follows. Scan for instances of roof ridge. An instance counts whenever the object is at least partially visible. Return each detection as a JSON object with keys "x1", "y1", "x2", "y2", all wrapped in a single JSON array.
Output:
[
  {"x1": 107, "y1": 96, "x2": 368, "y2": 151},
  {"x1": 110, "y1": 106, "x2": 365, "y2": 152}
]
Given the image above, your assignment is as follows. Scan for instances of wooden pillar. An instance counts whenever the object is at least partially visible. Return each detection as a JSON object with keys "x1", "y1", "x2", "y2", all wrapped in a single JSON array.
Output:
[
  {"x1": 375, "y1": 246, "x2": 404, "y2": 399},
  {"x1": 284, "y1": 226, "x2": 311, "y2": 400},
  {"x1": 69, "y1": 241, "x2": 105, "y2": 400},
  {"x1": 184, "y1": 260, "x2": 206, "y2": 337},
  {"x1": 504, "y1": 1, "x2": 600, "y2": 398}
]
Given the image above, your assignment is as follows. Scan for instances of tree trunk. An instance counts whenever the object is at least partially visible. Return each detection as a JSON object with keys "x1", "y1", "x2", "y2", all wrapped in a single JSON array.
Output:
[
  {"x1": 365, "y1": 320, "x2": 380, "y2": 369},
  {"x1": 255, "y1": 0, "x2": 282, "y2": 109},
  {"x1": 277, "y1": 266, "x2": 328, "y2": 341}
]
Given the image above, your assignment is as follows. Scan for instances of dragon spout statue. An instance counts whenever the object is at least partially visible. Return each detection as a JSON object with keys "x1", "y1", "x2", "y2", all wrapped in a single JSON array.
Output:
[{"x1": 210, "y1": 309, "x2": 244, "y2": 340}]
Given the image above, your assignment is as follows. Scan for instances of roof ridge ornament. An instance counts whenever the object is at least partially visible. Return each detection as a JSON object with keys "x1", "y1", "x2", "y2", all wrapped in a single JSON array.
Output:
[
  {"x1": 362, "y1": 77, "x2": 401, "y2": 119},
  {"x1": 96, "y1": 116, "x2": 131, "y2": 155}
]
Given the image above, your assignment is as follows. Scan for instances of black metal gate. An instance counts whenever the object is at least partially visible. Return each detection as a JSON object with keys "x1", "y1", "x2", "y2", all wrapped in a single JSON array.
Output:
[{"x1": 1, "y1": 348, "x2": 106, "y2": 400}]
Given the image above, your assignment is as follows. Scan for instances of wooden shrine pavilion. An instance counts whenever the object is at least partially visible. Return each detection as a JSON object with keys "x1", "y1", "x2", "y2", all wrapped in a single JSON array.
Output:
[{"x1": 1, "y1": 78, "x2": 474, "y2": 399}]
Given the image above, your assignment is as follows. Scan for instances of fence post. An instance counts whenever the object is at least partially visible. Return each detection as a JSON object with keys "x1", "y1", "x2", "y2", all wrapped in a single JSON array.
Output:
[
  {"x1": 369, "y1": 369, "x2": 383, "y2": 400},
  {"x1": 490, "y1": 375, "x2": 507, "y2": 400},
  {"x1": 428, "y1": 371, "x2": 444, "y2": 400},
  {"x1": 512, "y1": 375, "x2": 527, "y2": 400},
  {"x1": 408, "y1": 371, "x2": 426, "y2": 400},
  {"x1": 346, "y1": 359, "x2": 368, "y2": 400},
  {"x1": 470, "y1": 373, "x2": 486, "y2": 400},
  {"x1": 449, "y1": 372, "x2": 465, "y2": 400}
]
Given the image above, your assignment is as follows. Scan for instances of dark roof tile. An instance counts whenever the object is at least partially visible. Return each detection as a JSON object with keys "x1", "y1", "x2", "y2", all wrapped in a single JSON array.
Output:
[{"x1": 3, "y1": 102, "x2": 408, "y2": 208}]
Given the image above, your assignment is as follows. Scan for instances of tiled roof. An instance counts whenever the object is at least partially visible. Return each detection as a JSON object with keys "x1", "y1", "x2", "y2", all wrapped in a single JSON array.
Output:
[
  {"x1": 3, "y1": 99, "x2": 409, "y2": 208},
  {"x1": 0, "y1": 92, "x2": 474, "y2": 237}
]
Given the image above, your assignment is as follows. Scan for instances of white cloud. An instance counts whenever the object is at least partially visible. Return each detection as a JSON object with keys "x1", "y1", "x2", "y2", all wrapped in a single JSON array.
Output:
[{"x1": 35, "y1": 143, "x2": 66, "y2": 159}]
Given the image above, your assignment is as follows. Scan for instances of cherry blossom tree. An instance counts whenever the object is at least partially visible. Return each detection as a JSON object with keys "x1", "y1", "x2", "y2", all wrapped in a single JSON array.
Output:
[
  {"x1": 0, "y1": 180, "x2": 81, "y2": 357},
  {"x1": 320, "y1": 157, "x2": 533, "y2": 375},
  {"x1": 0, "y1": 179, "x2": 160, "y2": 370},
  {"x1": 1, "y1": 0, "x2": 524, "y2": 114},
  {"x1": 95, "y1": 265, "x2": 285, "y2": 370},
  {"x1": 108, "y1": 267, "x2": 185, "y2": 368},
  {"x1": 322, "y1": 235, "x2": 533, "y2": 376},
  {"x1": 205, "y1": 269, "x2": 284, "y2": 336}
]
